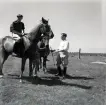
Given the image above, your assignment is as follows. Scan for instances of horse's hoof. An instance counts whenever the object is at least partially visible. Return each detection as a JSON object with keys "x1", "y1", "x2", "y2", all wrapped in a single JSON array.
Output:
[
  {"x1": 19, "y1": 74, "x2": 22, "y2": 78},
  {"x1": 20, "y1": 80, "x2": 22, "y2": 83},
  {"x1": 44, "y1": 71, "x2": 47, "y2": 74},
  {"x1": 19, "y1": 79, "x2": 23, "y2": 83},
  {"x1": 29, "y1": 74, "x2": 33, "y2": 77},
  {"x1": 29, "y1": 75, "x2": 33, "y2": 79},
  {"x1": 33, "y1": 74, "x2": 37, "y2": 78},
  {"x1": 0, "y1": 75, "x2": 3, "y2": 78},
  {"x1": 43, "y1": 68, "x2": 47, "y2": 73}
]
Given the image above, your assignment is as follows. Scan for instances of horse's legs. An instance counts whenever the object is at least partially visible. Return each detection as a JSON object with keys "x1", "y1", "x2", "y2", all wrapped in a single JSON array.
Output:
[
  {"x1": 43, "y1": 56, "x2": 47, "y2": 73},
  {"x1": 39, "y1": 57, "x2": 42, "y2": 69},
  {"x1": 29, "y1": 59, "x2": 33, "y2": 77},
  {"x1": 0, "y1": 46, "x2": 9, "y2": 77},
  {"x1": 34, "y1": 58, "x2": 40, "y2": 77},
  {"x1": 20, "y1": 57, "x2": 27, "y2": 79},
  {"x1": 31, "y1": 59, "x2": 37, "y2": 77},
  {"x1": 33, "y1": 63, "x2": 37, "y2": 77}
]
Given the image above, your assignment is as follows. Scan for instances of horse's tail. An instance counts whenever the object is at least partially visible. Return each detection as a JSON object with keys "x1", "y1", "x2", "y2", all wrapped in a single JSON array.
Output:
[{"x1": 1, "y1": 36, "x2": 15, "y2": 53}]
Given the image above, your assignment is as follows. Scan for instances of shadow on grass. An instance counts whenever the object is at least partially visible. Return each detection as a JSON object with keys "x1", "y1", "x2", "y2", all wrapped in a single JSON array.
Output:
[
  {"x1": 23, "y1": 76, "x2": 92, "y2": 90},
  {"x1": 7, "y1": 69, "x2": 93, "y2": 90},
  {"x1": 47, "y1": 67, "x2": 94, "y2": 80}
]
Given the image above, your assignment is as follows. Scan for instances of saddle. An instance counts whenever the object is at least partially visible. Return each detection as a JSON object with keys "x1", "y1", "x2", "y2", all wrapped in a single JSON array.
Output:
[
  {"x1": 13, "y1": 34, "x2": 31, "y2": 57},
  {"x1": 3, "y1": 35, "x2": 31, "y2": 57},
  {"x1": 13, "y1": 38, "x2": 25, "y2": 57},
  {"x1": 2, "y1": 36, "x2": 16, "y2": 53}
]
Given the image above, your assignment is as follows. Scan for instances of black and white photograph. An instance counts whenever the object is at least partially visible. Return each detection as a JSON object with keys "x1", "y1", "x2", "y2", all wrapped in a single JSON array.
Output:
[{"x1": 0, "y1": 0, "x2": 105, "y2": 105}]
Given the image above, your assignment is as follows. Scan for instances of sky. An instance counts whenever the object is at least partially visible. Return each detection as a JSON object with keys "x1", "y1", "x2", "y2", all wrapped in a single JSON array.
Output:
[{"x1": 0, "y1": 0, "x2": 105, "y2": 53}]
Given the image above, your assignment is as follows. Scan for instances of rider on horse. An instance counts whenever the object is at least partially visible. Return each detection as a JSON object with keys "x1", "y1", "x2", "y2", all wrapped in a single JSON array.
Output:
[
  {"x1": 10, "y1": 16, "x2": 51, "y2": 58},
  {"x1": 10, "y1": 14, "x2": 25, "y2": 40},
  {"x1": 10, "y1": 14, "x2": 25, "y2": 57}
]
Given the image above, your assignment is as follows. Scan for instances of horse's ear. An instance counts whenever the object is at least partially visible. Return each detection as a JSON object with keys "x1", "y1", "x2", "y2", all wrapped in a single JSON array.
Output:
[{"x1": 42, "y1": 17, "x2": 48, "y2": 24}]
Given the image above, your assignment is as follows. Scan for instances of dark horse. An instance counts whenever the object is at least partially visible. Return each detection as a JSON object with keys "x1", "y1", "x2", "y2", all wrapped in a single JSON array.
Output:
[
  {"x1": 32, "y1": 40, "x2": 55, "y2": 76},
  {"x1": 37, "y1": 35, "x2": 50, "y2": 73},
  {"x1": 0, "y1": 20, "x2": 54, "y2": 81}
]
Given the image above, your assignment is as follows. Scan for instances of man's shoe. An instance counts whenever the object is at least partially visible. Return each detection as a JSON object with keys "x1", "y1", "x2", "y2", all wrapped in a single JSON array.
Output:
[
  {"x1": 46, "y1": 59, "x2": 50, "y2": 61},
  {"x1": 55, "y1": 66, "x2": 62, "y2": 76},
  {"x1": 55, "y1": 73, "x2": 60, "y2": 76},
  {"x1": 55, "y1": 73, "x2": 62, "y2": 76}
]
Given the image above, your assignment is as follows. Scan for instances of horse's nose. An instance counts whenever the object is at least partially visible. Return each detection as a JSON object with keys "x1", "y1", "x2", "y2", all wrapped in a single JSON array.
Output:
[
  {"x1": 46, "y1": 45, "x2": 49, "y2": 48},
  {"x1": 51, "y1": 33, "x2": 54, "y2": 38}
]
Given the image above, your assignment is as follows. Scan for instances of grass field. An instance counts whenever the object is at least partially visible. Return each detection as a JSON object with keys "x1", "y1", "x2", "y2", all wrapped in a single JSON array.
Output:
[{"x1": 0, "y1": 54, "x2": 105, "y2": 105}]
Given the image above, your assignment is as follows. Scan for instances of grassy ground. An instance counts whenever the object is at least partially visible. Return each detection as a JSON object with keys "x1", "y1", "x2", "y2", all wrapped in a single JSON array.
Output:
[{"x1": 0, "y1": 55, "x2": 105, "y2": 105}]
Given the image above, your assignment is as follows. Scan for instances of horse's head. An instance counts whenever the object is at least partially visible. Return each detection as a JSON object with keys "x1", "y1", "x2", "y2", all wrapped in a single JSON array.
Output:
[
  {"x1": 40, "y1": 19, "x2": 54, "y2": 46},
  {"x1": 40, "y1": 23, "x2": 54, "y2": 39},
  {"x1": 28, "y1": 18, "x2": 54, "y2": 46}
]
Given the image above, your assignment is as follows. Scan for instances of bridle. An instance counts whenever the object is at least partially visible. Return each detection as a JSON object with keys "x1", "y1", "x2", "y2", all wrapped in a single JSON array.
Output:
[{"x1": 22, "y1": 23, "x2": 52, "y2": 44}]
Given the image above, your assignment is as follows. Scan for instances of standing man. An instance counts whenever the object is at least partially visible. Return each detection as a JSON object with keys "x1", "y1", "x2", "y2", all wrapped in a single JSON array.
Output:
[
  {"x1": 55, "y1": 33, "x2": 69, "y2": 78},
  {"x1": 10, "y1": 14, "x2": 25, "y2": 57}
]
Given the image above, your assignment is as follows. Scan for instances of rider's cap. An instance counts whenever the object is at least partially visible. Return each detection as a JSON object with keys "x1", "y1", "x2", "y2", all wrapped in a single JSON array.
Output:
[
  {"x1": 17, "y1": 14, "x2": 23, "y2": 18},
  {"x1": 61, "y1": 33, "x2": 67, "y2": 37}
]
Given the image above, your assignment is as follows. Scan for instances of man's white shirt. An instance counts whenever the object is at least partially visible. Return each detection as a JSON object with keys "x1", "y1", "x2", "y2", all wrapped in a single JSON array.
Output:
[{"x1": 58, "y1": 40, "x2": 69, "y2": 58}]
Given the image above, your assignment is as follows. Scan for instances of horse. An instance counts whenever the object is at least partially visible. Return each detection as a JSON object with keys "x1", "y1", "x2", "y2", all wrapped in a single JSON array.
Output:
[
  {"x1": 38, "y1": 35, "x2": 50, "y2": 72},
  {"x1": 38, "y1": 46, "x2": 55, "y2": 73},
  {"x1": 31, "y1": 38, "x2": 56, "y2": 77},
  {"x1": 0, "y1": 21, "x2": 54, "y2": 81},
  {"x1": 31, "y1": 34, "x2": 52, "y2": 77}
]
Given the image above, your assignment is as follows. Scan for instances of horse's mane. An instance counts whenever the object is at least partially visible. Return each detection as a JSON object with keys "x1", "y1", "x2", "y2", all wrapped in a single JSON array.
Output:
[
  {"x1": 28, "y1": 23, "x2": 43, "y2": 42},
  {"x1": 29, "y1": 23, "x2": 42, "y2": 34},
  {"x1": 26, "y1": 23, "x2": 54, "y2": 43}
]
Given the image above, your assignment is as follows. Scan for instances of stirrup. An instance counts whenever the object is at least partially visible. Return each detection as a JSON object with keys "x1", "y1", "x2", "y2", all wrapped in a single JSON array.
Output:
[{"x1": 12, "y1": 53, "x2": 22, "y2": 58}]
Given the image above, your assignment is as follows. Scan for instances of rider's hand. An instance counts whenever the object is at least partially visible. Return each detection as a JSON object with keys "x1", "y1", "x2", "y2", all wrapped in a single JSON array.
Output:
[
  {"x1": 20, "y1": 33, "x2": 27, "y2": 37},
  {"x1": 17, "y1": 33, "x2": 22, "y2": 37},
  {"x1": 55, "y1": 49, "x2": 64, "y2": 52},
  {"x1": 51, "y1": 50, "x2": 55, "y2": 52},
  {"x1": 55, "y1": 49, "x2": 59, "y2": 52},
  {"x1": 23, "y1": 33, "x2": 28, "y2": 35},
  {"x1": 19, "y1": 34, "x2": 23, "y2": 37}
]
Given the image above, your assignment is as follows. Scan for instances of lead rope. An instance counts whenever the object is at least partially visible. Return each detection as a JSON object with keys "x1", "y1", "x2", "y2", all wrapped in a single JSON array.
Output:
[{"x1": 50, "y1": 47, "x2": 56, "y2": 66}]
